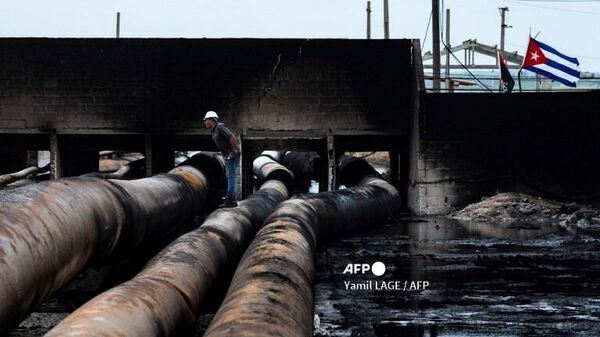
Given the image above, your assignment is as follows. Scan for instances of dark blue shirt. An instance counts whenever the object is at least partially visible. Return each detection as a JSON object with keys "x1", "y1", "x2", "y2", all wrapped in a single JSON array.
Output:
[{"x1": 211, "y1": 122, "x2": 240, "y2": 155}]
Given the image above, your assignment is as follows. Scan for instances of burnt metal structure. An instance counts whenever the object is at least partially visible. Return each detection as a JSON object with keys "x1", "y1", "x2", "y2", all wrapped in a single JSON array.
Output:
[
  {"x1": 204, "y1": 162, "x2": 400, "y2": 337},
  {"x1": 0, "y1": 153, "x2": 224, "y2": 334}
]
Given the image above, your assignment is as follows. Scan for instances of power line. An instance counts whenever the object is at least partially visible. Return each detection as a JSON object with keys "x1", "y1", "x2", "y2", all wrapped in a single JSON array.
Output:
[
  {"x1": 422, "y1": 11, "x2": 432, "y2": 49},
  {"x1": 504, "y1": 42, "x2": 600, "y2": 61},
  {"x1": 503, "y1": 0, "x2": 600, "y2": 15},
  {"x1": 437, "y1": 1, "x2": 492, "y2": 91},
  {"x1": 440, "y1": 0, "x2": 445, "y2": 42},
  {"x1": 369, "y1": 3, "x2": 384, "y2": 37},
  {"x1": 424, "y1": 74, "x2": 600, "y2": 80},
  {"x1": 440, "y1": 40, "x2": 494, "y2": 92},
  {"x1": 512, "y1": 0, "x2": 600, "y2": 2}
]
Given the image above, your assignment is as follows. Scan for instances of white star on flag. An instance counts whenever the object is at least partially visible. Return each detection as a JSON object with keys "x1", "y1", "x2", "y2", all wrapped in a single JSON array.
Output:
[{"x1": 530, "y1": 51, "x2": 539, "y2": 62}]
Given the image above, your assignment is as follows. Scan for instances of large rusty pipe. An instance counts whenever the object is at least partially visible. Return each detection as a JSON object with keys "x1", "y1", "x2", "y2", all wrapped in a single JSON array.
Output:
[
  {"x1": 260, "y1": 150, "x2": 285, "y2": 163},
  {"x1": 337, "y1": 154, "x2": 380, "y2": 187},
  {"x1": 0, "y1": 164, "x2": 50, "y2": 187},
  {"x1": 204, "y1": 167, "x2": 400, "y2": 337},
  {"x1": 253, "y1": 152, "x2": 294, "y2": 193},
  {"x1": 45, "y1": 179, "x2": 289, "y2": 337},
  {"x1": 281, "y1": 151, "x2": 322, "y2": 192},
  {"x1": 89, "y1": 157, "x2": 146, "y2": 180},
  {"x1": 0, "y1": 153, "x2": 223, "y2": 334},
  {"x1": 98, "y1": 158, "x2": 131, "y2": 173}
]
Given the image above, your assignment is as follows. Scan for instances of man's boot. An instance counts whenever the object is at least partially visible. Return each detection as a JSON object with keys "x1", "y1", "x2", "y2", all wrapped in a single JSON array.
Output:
[{"x1": 218, "y1": 196, "x2": 237, "y2": 208}]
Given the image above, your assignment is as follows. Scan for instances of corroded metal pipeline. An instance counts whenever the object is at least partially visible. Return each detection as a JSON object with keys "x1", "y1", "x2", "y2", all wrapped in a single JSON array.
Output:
[
  {"x1": 91, "y1": 157, "x2": 145, "y2": 180},
  {"x1": 281, "y1": 151, "x2": 322, "y2": 192},
  {"x1": 337, "y1": 154, "x2": 380, "y2": 187},
  {"x1": 260, "y1": 150, "x2": 285, "y2": 163},
  {"x1": 0, "y1": 153, "x2": 224, "y2": 334},
  {"x1": 253, "y1": 151, "x2": 294, "y2": 192},
  {"x1": 0, "y1": 164, "x2": 50, "y2": 187},
  {"x1": 204, "y1": 162, "x2": 400, "y2": 337},
  {"x1": 44, "y1": 179, "x2": 289, "y2": 337}
]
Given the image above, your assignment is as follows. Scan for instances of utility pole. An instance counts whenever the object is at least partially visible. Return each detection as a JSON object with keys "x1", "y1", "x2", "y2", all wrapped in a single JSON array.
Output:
[
  {"x1": 445, "y1": 8, "x2": 451, "y2": 92},
  {"x1": 499, "y1": 7, "x2": 511, "y2": 54},
  {"x1": 432, "y1": 0, "x2": 441, "y2": 91},
  {"x1": 499, "y1": 7, "x2": 511, "y2": 92},
  {"x1": 383, "y1": 0, "x2": 390, "y2": 39},
  {"x1": 367, "y1": 1, "x2": 371, "y2": 39},
  {"x1": 116, "y1": 12, "x2": 121, "y2": 38}
]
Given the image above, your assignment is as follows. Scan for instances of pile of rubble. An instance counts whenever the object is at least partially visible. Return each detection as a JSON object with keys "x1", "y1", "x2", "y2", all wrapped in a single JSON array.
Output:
[{"x1": 450, "y1": 192, "x2": 600, "y2": 228}]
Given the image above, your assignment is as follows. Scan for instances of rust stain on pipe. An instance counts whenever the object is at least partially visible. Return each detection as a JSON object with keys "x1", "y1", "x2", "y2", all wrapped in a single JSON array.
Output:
[
  {"x1": 44, "y1": 179, "x2": 289, "y2": 337},
  {"x1": 204, "y1": 161, "x2": 400, "y2": 337},
  {"x1": 0, "y1": 153, "x2": 222, "y2": 334}
]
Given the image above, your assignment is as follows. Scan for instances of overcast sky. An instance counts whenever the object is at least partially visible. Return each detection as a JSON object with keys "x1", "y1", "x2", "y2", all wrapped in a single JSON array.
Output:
[{"x1": 1, "y1": 0, "x2": 599, "y2": 71}]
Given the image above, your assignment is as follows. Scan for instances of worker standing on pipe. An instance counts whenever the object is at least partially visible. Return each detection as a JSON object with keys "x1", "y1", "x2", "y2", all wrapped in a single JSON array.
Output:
[{"x1": 204, "y1": 110, "x2": 240, "y2": 208}]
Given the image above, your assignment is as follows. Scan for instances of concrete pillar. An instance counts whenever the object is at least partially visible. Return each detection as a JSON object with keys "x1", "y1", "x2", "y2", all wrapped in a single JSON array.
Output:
[
  {"x1": 319, "y1": 131, "x2": 336, "y2": 192},
  {"x1": 50, "y1": 133, "x2": 63, "y2": 179}
]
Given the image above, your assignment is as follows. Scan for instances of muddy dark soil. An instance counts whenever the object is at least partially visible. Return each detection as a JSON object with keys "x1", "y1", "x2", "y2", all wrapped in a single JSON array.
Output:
[{"x1": 451, "y1": 192, "x2": 600, "y2": 229}]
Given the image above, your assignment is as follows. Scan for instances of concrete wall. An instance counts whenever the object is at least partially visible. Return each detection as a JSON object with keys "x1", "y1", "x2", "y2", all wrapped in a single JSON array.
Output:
[
  {"x1": 409, "y1": 91, "x2": 600, "y2": 215},
  {"x1": 0, "y1": 38, "x2": 413, "y2": 184},
  {"x1": 0, "y1": 38, "x2": 411, "y2": 135}
]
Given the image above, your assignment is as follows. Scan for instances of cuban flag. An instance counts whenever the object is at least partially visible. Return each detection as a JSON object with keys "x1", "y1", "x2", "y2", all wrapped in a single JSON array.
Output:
[{"x1": 521, "y1": 37, "x2": 580, "y2": 87}]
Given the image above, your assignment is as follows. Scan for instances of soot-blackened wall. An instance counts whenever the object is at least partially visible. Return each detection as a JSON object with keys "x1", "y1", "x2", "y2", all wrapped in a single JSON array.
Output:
[
  {"x1": 0, "y1": 38, "x2": 412, "y2": 134},
  {"x1": 409, "y1": 91, "x2": 600, "y2": 215}
]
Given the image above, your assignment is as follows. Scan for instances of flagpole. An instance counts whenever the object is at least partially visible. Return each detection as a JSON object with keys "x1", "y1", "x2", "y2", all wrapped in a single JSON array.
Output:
[{"x1": 519, "y1": 34, "x2": 530, "y2": 94}]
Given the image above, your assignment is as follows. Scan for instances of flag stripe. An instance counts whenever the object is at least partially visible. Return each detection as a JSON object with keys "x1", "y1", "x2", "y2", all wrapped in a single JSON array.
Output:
[
  {"x1": 534, "y1": 63, "x2": 579, "y2": 83},
  {"x1": 545, "y1": 59, "x2": 580, "y2": 78},
  {"x1": 536, "y1": 39, "x2": 580, "y2": 65},
  {"x1": 526, "y1": 65, "x2": 577, "y2": 87},
  {"x1": 543, "y1": 48, "x2": 580, "y2": 71}
]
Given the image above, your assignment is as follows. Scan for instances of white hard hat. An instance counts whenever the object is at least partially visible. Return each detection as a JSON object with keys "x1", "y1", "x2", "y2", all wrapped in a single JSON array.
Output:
[{"x1": 204, "y1": 110, "x2": 219, "y2": 120}]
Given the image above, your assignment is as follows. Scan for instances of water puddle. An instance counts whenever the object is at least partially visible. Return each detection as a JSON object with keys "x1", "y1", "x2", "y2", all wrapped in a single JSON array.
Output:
[{"x1": 314, "y1": 217, "x2": 600, "y2": 336}]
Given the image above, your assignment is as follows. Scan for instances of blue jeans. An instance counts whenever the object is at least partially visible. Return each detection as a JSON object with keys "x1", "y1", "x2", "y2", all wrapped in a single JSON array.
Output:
[{"x1": 225, "y1": 154, "x2": 239, "y2": 200}]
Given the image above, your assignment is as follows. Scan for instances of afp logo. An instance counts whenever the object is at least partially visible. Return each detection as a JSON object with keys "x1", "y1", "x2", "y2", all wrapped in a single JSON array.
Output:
[{"x1": 343, "y1": 261, "x2": 386, "y2": 276}]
